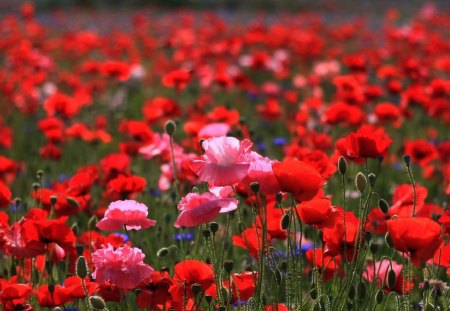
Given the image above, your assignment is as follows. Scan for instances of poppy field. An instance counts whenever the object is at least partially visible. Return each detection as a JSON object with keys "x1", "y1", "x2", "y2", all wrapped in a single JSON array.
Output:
[{"x1": 1, "y1": 2, "x2": 450, "y2": 310}]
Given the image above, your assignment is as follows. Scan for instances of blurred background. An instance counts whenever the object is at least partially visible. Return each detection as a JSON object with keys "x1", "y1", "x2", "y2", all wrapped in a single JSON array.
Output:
[{"x1": 1, "y1": 0, "x2": 449, "y2": 13}]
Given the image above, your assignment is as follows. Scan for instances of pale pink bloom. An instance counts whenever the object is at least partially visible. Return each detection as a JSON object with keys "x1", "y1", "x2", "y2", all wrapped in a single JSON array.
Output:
[
  {"x1": 198, "y1": 123, "x2": 230, "y2": 139},
  {"x1": 139, "y1": 133, "x2": 183, "y2": 160},
  {"x1": 174, "y1": 192, "x2": 237, "y2": 228},
  {"x1": 96, "y1": 200, "x2": 156, "y2": 231},
  {"x1": 364, "y1": 260, "x2": 403, "y2": 285},
  {"x1": 239, "y1": 152, "x2": 280, "y2": 195},
  {"x1": 92, "y1": 244, "x2": 153, "y2": 290},
  {"x1": 189, "y1": 136, "x2": 252, "y2": 186}
]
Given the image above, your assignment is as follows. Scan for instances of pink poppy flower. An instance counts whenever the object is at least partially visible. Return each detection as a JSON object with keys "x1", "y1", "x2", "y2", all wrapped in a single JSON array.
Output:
[
  {"x1": 189, "y1": 136, "x2": 252, "y2": 186},
  {"x1": 92, "y1": 244, "x2": 154, "y2": 290},
  {"x1": 175, "y1": 192, "x2": 237, "y2": 228},
  {"x1": 198, "y1": 123, "x2": 230, "y2": 139},
  {"x1": 139, "y1": 133, "x2": 183, "y2": 160},
  {"x1": 239, "y1": 152, "x2": 280, "y2": 195},
  {"x1": 96, "y1": 200, "x2": 156, "y2": 231}
]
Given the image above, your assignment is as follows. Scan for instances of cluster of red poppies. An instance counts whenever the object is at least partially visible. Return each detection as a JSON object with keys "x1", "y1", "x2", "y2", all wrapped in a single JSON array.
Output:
[{"x1": 0, "y1": 2, "x2": 449, "y2": 310}]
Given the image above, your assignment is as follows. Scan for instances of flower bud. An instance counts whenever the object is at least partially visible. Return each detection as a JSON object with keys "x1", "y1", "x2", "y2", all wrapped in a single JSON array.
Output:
[
  {"x1": 250, "y1": 182, "x2": 260, "y2": 194},
  {"x1": 355, "y1": 172, "x2": 367, "y2": 193},
  {"x1": 157, "y1": 248, "x2": 169, "y2": 257},
  {"x1": 275, "y1": 192, "x2": 283, "y2": 204},
  {"x1": 191, "y1": 283, "x2": 202, "y2": 295},
  {"x1": 202, "y1": 229, "x2": 211, "y2": 239},
  {"x1": 403, "y1": 155, "x2": 411, "y2": 167},
  {"x1": 224, "y1": 260, "x2": 234, "y2": 273},
  {"x1": 32, "y1": 182, "x2": 40, "y2": 191},
  {"x1": 89, "y1": 295, "x2": 106, "y2": 310},
  {"x1": 387, "y1": 269, "x2": 396, "y2": 290},
  {"x1": 375, "y1": 289, "x2": 384, "y2": 304},
  {"x1": 281, "y1": 213, "x2": 290, "y2": 230},
  {"x1": 368, "y1": 173, "x2": 376, "y2": 188},
  {"x1": 50, "y1": 195, "x2": 58, "y2": 206},
  {"x1": 66, "y1": 197, "x2": 80, "y2": 208},
  {"x1": 76, "y1": 256, "x2": 88, "y2": 278},
  {"x1": 338, "y1": 156, "x2": 347, "y2": 175},
  {"x1": 209, "y1": 222, "x2": 219, "y2": 234},
  {"x1": 164, "y1": 120, "x2": 176, "y2": 136},
  {"x1": 357, "y1": 281, "x2": 366, "y2": 299},
  {"x1": 378, "y1": 199, "x2": 389, "y2": 214}
]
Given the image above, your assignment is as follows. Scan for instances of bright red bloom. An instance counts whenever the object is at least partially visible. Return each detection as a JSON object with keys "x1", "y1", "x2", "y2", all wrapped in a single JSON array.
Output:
[
  {"x1": 170, "y1": 260, "x2": 214, "y2": 308},
  {"x1": 298, "y1": 197, "x2": 332, "y2": 227},
  {"x1": 0, "y1": 277, "x2": 32, "y2": 311},
  {"x1": 233, "y1": 228, "x2": 272, "y2": 259},
  {"x1": 322, "y1": 208, "x2": 359, "y2": 261},
  {"x1": 305, "y1": 248, "x2": 342, "y2": 282},
  {"x1": 387, "y1": 217, "x2": 443, "y2": 266},
  {"x1": 63, "y1": 276, "x2": 98, "y2": 299},
  {"x1": 137, "y1": 271, "x2": 173, "y2": 309},
  {"x1": 272, "y1": 159, "x2": 324, "y2": 201},
  {"x1": 34, "y1": 285, "x2": 71, "y2": 307},
  {"x1": 336, "y1": 125, "x2": 392, "y2": 161}
]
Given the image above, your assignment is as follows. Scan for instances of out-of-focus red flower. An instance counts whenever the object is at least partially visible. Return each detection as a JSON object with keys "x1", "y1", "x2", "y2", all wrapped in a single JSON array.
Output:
[
  {"x1": 162, "y1": 68, "x2": 191, "y2": 91},
  {"x1": 107, "y1": 174, "x2": 147, "y2": 199},
  {"x1": 137, "y1": 271, "x2": 173, "y2": 310},
  {"x1": 403, "y1": 139, "x2": 438, "y2": 166},
  {"x1": 336, "y1": 125, "x2": 392, "y2": 161}
]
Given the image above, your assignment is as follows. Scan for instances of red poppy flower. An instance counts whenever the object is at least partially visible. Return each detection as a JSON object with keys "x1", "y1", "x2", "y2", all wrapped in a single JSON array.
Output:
[
  {"x1": 107, "y1": 174, "x2": 147, "y2": 199},
  {"x1": 162, "y1": 68, "x2": 191, "y2": 91},
  {"x1": 298, "y1": 197, "x2": 332, "y2": 227},
  {"x1": 272, "y1": 159, "x2": 324, "y2": 201},
  {"x1": 322, "y1": 208, "x2": 359, "y2": 261},
  {"x1": 170, "y1": 260, "x2": 214, "y2": 307},
  {"x1": 336, "y1": 125, "x2": 392, "y2": 161},
  {"x1": 403, "y1": 139, "x2": 438, "y2": 166},
  {"x1": 233, "y1": 228, "x2": 272, "y2": 259},
  {"x1": 34, "y1": 285, "x2": 71, "y2": 307},
  {"x1": 137, "y1": 271, "x2": 173, "y2": 309},
  {"x1": 305, "y1": 248, "x2": 342, "y2": 282},
  {"x1": 0, "y1": 279, "x2": 32, "y2": 311},
  {"x1": 387, "y1": 217, "x2": 443, "y2": 266}
]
